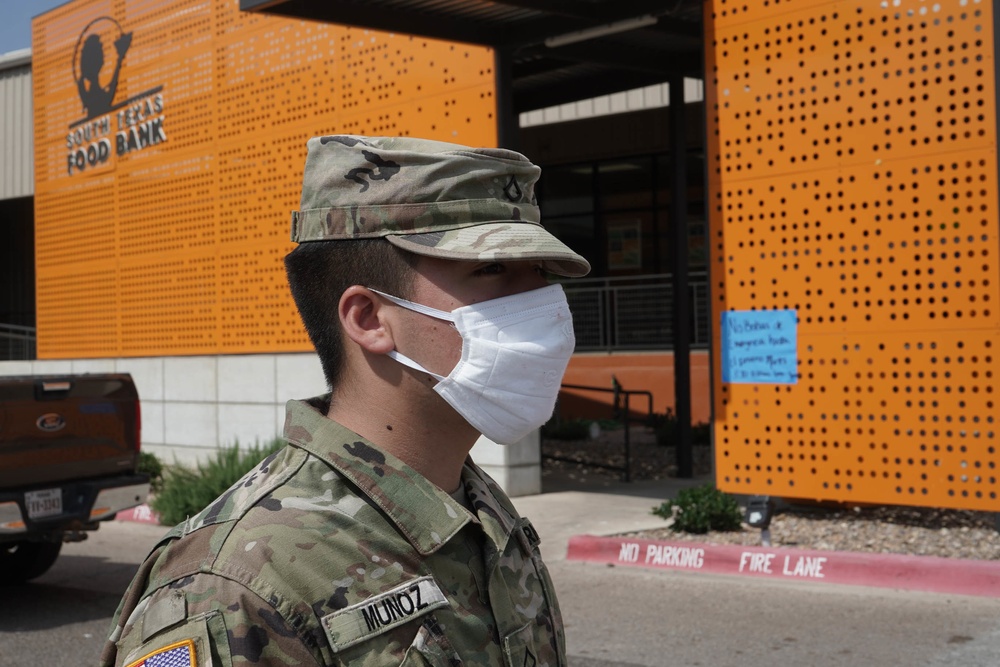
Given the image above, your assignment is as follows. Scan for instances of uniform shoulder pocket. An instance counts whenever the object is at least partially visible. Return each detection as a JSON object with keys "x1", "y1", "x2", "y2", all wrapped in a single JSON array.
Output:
[
  {"x1": 502, "y1": 518, "x2": 566, "y2": 667},
  {"x1": 503, "y1": 620, "x2": 543, "y2": 667},
  {"x1": 399, "y1": 616, "x2": 464, "y2": 667}
]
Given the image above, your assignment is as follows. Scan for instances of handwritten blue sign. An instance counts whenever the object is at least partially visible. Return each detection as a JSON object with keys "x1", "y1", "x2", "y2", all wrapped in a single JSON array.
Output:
[{"x1": 721, "y1": 310, "x2": 798, "y2": 384}]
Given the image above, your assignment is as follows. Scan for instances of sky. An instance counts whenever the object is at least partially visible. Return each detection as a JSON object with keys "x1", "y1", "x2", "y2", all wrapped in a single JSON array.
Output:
[{"x1": 0, "y1": 0, "x2": 68, "y2": 55}]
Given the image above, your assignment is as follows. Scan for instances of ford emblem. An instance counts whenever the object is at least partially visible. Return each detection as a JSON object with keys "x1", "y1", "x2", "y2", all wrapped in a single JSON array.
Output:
[{"x1": 36, "y1": 413, "x2": 66, "y2": 432}]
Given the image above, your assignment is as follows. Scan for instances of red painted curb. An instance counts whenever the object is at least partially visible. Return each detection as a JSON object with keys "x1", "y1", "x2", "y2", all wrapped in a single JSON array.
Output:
[
  {"x1": 567, "y1": 535, "x2": 1000, "y2": 598},
  {"x1": 115, "y1": 503, "x2": 162, "y2": 525}
]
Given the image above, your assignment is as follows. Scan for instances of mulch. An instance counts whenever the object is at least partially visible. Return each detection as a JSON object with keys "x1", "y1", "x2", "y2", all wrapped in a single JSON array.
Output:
[{"x1": 541, "y1": 425, "x2": 713, "y2": 482}]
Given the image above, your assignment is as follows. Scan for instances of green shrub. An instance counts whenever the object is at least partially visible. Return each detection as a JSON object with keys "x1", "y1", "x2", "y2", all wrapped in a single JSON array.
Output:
[
  {"x1": 541, "y1": 418, "x2": 591, "y2": 441},
  {"x1": 151, "y1": 439, "x2": 286, "y2": 526},
  {"x1": 137, "y1": 450, "x2": 165, "y2": 493},
  {"x1": 652, "y1": 484, "x2": 742, "y2": 534}
]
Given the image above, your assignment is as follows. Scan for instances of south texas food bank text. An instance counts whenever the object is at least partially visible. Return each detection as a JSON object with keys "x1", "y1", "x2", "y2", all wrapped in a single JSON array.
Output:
[{"x1": 66, "y1": 93, "x2": 166, "y2": 175}]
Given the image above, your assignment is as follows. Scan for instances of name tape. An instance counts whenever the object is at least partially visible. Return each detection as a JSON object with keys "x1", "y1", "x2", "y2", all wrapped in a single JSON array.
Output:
[{"x1": 322, "y1": 576, "x2": 448, "y2": 652}]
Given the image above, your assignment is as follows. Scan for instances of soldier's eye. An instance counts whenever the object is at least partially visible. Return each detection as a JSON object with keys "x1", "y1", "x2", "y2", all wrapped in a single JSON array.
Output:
[{"x1": 474, "y1": 263, "x2": 505, "y2": 276}]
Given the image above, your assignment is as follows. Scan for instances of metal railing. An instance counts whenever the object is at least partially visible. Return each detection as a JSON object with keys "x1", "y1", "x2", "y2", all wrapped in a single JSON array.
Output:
[
  {"x1": 0, "y1": 323, "x2": 36, "y2": 361},
  {"x1": 563, "y1": 272, "x2": 710, "y2": 351},
  {"x1": 545, "y1": 380, "x2": 655, "y2": 481}
]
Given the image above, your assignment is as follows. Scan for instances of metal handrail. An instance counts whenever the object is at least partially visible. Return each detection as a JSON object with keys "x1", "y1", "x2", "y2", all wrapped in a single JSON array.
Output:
[
  {"x1": 544, "y1": 380, "x2": 655, "y2": 482},
  {"x1": 0, "y1": 323, "x2": 36, "y2": 361}
]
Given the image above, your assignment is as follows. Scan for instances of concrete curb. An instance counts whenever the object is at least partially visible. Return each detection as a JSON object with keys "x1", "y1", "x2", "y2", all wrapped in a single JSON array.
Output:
[{"x1": 567, "y1": 534, "x2": 1000, "y2": 598}]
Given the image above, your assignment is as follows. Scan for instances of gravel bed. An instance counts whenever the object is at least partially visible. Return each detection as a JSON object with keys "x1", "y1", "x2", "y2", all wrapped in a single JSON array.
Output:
[
  {"x1": 624, "y1": 506, "x2": 1000, "y2": 561},
  {"x1": 542, "y1": 427, "x2": 1000, "y2": 561}
]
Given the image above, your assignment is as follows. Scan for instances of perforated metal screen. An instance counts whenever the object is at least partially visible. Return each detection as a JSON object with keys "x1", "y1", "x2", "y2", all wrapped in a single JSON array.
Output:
[
  {"x1": 33, "y1": 0, "x2": 497, "y2": 358},
  {"x1": 705, "y1": 0, "x2": 998, "y2": 510}
]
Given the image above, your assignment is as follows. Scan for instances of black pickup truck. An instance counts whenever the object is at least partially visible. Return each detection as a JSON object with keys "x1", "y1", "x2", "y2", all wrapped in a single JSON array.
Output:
[{"x1": 0, "y1": 373, "x2": 150, "y2": 583}]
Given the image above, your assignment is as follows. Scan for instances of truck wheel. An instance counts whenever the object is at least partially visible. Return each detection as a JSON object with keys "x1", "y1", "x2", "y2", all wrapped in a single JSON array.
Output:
[{"x1": 0, "y1": 541, "x2": 63, "y2": 584}]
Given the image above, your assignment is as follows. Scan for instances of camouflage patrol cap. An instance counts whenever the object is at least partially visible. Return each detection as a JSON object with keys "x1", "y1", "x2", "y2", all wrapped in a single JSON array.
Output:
[{"x1": 291, "y1": 135, "x2": 591, "y2": 277}]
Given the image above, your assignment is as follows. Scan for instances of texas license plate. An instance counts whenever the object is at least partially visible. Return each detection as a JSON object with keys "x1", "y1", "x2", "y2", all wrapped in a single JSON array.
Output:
[{"x1": 25, "y1": 488, "x2": 62, "y2": 520}]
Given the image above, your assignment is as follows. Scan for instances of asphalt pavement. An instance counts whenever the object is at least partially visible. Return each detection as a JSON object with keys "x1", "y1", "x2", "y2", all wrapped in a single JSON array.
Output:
[{"x1": 1, "y1": 475, "x2": 998, "y2": 666}]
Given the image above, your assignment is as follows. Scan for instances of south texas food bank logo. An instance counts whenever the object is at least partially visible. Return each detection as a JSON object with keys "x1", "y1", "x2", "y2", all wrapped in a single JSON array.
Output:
[{"x1": 66, "y1": 17, "x2": 167, "y2": 175}]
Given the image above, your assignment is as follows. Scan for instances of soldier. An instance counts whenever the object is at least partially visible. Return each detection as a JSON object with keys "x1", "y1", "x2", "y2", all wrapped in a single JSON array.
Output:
[{"x1": 100, "y1": 135, "x2": 590, "y2": 667}]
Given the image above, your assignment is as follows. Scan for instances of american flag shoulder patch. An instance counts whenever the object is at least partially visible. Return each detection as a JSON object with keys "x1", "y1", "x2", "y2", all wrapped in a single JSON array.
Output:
[{"x1": 125, "y1": 638, "x2": 196, "y2": 667}]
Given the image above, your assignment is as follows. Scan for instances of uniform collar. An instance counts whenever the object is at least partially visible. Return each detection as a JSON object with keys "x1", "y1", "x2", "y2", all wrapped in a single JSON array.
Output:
[{"x1": 283, "y1": 396, "x2": 473, "y2": 556}]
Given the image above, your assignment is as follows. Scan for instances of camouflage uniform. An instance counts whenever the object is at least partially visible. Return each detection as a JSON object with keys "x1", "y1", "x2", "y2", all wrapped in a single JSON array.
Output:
[
  {"x1": 102, "y1": 135, "x2": 588, "y2": 666},
  {"x1": 100, "y1": 396, "x2": 566, "y2": 667}
]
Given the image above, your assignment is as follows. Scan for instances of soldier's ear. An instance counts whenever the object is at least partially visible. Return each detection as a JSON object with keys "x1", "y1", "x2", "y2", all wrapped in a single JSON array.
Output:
[{"x1": 339, "y1": 286, "x2": 396, "y2": 354}]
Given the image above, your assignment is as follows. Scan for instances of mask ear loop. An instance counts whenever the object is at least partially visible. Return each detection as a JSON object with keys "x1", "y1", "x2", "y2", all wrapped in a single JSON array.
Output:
[
  {"x1": 368, "y1": 288, "x2": 455, "y2": 323},
  {"x1": 368, "y1": 288, "x2": 452, "y2": 382},
  {"x1": 386, "y1": 349, "x2": 447, "y2": 382}
]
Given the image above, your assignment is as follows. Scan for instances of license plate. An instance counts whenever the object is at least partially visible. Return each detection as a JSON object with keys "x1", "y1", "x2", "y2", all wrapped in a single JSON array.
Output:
[{"x1": 25, "y1": 488, "x2": 62, "y2": 520}]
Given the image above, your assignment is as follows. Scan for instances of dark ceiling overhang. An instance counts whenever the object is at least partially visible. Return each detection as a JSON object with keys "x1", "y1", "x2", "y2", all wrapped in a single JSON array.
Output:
[{"x1": 240, "y1": 0, "x2": 703, "y2": 114}]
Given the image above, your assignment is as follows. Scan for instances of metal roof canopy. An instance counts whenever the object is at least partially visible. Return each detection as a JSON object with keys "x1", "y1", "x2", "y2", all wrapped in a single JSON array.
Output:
[{"x1": 239, "y1": 0, "x2": 703, "y2": 118}]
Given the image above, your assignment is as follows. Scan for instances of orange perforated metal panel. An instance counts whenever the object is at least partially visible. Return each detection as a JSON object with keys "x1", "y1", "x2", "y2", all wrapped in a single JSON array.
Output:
[
  {"x1": 32, "y1": 0, "x2": 497, "y2": 358},
  {"x1": 706, "y1": 0, "x2": 998, "y2": 510}
]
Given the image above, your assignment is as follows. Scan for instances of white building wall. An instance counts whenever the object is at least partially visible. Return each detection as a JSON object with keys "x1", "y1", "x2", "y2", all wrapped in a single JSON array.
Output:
[
  {"x1": 0, "y1": 49, "x2": 33, "y2": 200},
  {"x1": 0, "y1": 354, "x2": 542, "y2": 496}
]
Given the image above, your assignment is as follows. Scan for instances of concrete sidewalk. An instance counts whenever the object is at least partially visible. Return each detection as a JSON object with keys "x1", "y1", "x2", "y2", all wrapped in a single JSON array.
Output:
[{"x1": 512, "y1": 473, "x2": 709, "y2": 562}]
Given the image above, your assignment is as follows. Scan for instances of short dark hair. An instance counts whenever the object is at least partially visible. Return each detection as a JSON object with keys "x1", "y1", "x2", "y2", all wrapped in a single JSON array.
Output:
[{"x1": 284, "y1": 239, "x2": 417, "y2": 390}]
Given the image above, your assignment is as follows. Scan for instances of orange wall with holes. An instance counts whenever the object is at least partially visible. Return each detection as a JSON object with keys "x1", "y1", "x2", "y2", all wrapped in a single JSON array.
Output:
[
  {"x1": 706, "y1": 0, "x2": 998, "y2": 511},
  {"x1": 32, "y1": 0, "x2": 497, "y2": 359}
]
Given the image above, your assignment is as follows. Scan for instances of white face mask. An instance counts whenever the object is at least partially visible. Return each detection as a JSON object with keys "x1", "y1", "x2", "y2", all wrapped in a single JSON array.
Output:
[{"x1": 371, "y1": 283, "x2": 576, "y2": 445}]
